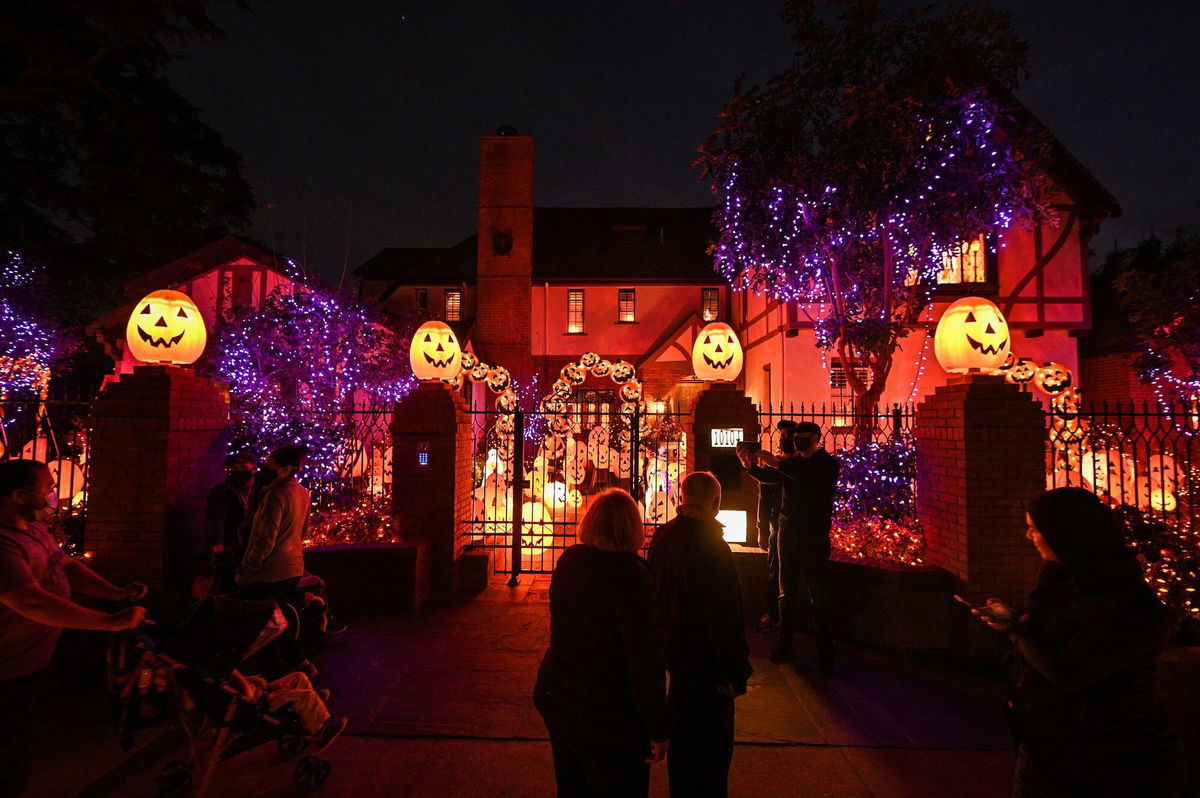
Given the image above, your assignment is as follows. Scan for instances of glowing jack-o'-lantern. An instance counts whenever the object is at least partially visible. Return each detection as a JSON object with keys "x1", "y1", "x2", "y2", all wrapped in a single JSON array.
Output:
[
  {"x1": 1033, "y1": 362, "x2": 1073, "y2": 396},
  {"x1": 1150, "y1": 489, "x2": 1177, "y2": 513},
  {"x1": 1149, "y1": 455, "x2": 1177, "y2": 490},
  {"x1": 1005, "y1": 358, "x2": 1038, "y2": 385},
  {"x1": 610, "y1": 360, "x2": 636, "y2": 384},
  {"x1": 590, "y1": 359, "x2": 612, "y2": 378},
  {"x1": 619, "y1": 381, "x2": 643, "y2": 403},
  {"x1": 560, "y1": 363, "x2": 587, "y2": 386},
  {"x1": 692, "y1": 322, "x2": 744, "y2": 381},
  {"x1": 579, "y1": 352, "x2": 601, "y2": 368},
  {"x1": 486, "y1": 367, "x2": 511, "y2": 393},
  {"x1": 990, "y1": 352, "x2": 1017, "y2": 378},
  {"x1": 409, "y1": 321, "x2": 463, "y2": 381},
  {"x1": 126, "y1": 290, "x2": 207, "y2": 365},
  {"x1": 933, "y1": 297, "x2": 1010, "y2": 374}
]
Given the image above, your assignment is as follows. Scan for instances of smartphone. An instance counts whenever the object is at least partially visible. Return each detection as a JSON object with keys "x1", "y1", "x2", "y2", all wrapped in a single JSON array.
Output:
[
  {"x1": 953, "y1": 594, "x2": 1004, "y2": 620},
  {"x1": 735, "y1": 440, "x2": 761, "y2": 454}
]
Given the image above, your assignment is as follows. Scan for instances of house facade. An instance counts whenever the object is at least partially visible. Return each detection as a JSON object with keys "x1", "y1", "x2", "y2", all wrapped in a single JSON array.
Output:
[
  {"x1": 88, "y1": 235, "x2": 298, "y2": 376},
  {"x1": 360, "y1": 131, "x2": 1119, "y2": 414}
]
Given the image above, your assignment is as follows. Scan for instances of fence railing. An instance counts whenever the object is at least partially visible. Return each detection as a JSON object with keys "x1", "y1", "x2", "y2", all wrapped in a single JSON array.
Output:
[
  {"x1": 460, "y1": 406, "x2": 690, "y2": 576},
  {"x1": 756, "y1": 403, "x2": 915, "y2": 452},
  {"x1": 0, "y1": 396, "x2": 94, "y2": 553}
]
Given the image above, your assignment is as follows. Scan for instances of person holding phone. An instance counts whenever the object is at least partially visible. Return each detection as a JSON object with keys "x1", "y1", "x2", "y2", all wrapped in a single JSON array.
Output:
[
  {"x1": 739, "y1": 422, "x2": 840, "y2": 673},
  {"x1": 971, "y1": 487, "x2": 1183, "y2": 798}
]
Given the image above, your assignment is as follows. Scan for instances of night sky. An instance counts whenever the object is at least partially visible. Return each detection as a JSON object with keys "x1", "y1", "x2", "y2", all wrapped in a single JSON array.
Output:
[{"x1": 168, "y1": 0, "x2": 1200, "y2": 282}]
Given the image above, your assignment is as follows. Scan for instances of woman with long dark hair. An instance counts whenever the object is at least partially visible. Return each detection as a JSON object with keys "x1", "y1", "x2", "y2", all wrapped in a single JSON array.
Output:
[
  {"x1": 534, "y1": 488, "x2": 669, "y2": 797},
  {"x1": 973, "y1": 487, "x2": 1183, "y2": 797}
]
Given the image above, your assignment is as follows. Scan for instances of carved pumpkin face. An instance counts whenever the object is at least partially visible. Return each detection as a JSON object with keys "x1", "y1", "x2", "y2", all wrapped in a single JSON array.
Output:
[
  {"x1": 495, "y1": 413, "x2": 515, "y2": 436},
  {"x1": 619, "y1": 381, "x2": 643, "y2": 403},
  {"x1": 692, "y1": 322, "x2": 743, "y2": 381},
  {"x1": 470, "y1": 362, "x2": 490, "y2": 382},
  {"x1": 1033, "y1": 362, "x2": 1073, "y2": 395},
  {"x1": 126, "y1": 290, "x2": 207, "y2": 365},
  {"x1": 1005, "y1": 358, "x2": 1037, "y2": 385},
  {"x1": 990, "y1": 352, "x2": 1016, "y2": 377},
  {"x1": 590, "y1": 359, "x2": 612, "y2": 378},
  {"x1": 579, "y1": 352, "x2": 600, "y2": 368},
  {"x1": 542, "y1": 481, "x2": 569, "y2": 510},
  {"x1": 610, "y1": 360, "x2": 636, "y2": 383},
  {"x1": 486, "y1": 367, "x2": 511, "y2": 393},
  {"x1": 409, "y1": 320, "x2": 462, "y2": 381},
  {"x1": 560, "y1": 363, "x2": 586, "y2": 386},
  {"x1": 933, "y1": 297, "x2": 1010, "y2": 373},
  {"x1": 1149, "y1": 455, "x2": 1177, "y2": 490},
  {"x1": 549, "y1": 380, "x2": 573, "y2": 400},
  {"x1": 496, "y1": 389, "x2": 519, "y2": 413},
  {"x1": 460, "y1": 351, "x2": 479, "y2": 371},
  {"x1": 1150, "y1": 489, "x2": 1177, "y2": 513},
  {"x1": 549, "y1": 414, "x2": 573, "y2": 434}
]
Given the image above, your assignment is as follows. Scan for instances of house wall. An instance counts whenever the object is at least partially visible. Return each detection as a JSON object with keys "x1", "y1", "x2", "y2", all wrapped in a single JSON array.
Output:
[
  {"x1": 734, "y1": 214, "x2": 1092, "y2": 411},
  {"x1": 381, "y1": 285, "x2": 475, "y2": 321}
]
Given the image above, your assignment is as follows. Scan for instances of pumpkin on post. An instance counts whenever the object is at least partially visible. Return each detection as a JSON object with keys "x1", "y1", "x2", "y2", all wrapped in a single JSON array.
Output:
[
  {"x1": 933, "y1": 296, "x2": 1010, "y2": 374},
  {"x1": 125, "y1": 290, "x2": 208, "y2": 365},
  {"x1": 409, "y1": 320, "x2": 463, "y2": 381},
  {"x1": 692, "y1": 321, "x2": 744, "y2": 381}
]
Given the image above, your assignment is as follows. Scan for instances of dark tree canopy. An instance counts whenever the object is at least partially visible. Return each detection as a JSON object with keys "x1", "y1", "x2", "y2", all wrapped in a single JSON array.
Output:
[
  {"x1": 1105, "y1": 234, "x2": 1200, "y2": 394},
  {"x1": 0, "y1": 0, "x2": 254, "y2": 317},
  {"x1": 697, "y1": 0, "x2": 1052, "y2": 424}
]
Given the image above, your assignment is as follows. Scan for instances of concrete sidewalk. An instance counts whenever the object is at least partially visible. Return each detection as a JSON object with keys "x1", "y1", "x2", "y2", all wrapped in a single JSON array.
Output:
[{"x1": 33, "y1": 577, "x2": 1028, "y2": 797}]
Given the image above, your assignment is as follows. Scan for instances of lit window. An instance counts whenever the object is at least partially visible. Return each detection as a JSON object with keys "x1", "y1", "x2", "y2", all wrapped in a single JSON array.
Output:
[
  {"x1": 415, "y1": 288, "x2": 428, "y2": 314},
  {"x1": 938, "y1": 236, "x2": 988, "y2": 284},
  {"x1": 702, "y1": 288, "x2": 719, "y2": 321},
  {"x1": 830, "y1": 359, "x2": 870, "y2": 426},
  {"x1": 567, "y1": 289, "x2": 585, "y2": 334},
  {"x1": 618, "y1": 289, "x2": 635, "y2": 323},
  {"x1": 445, "y1": 289, "x2": 462, "y2": 322}
]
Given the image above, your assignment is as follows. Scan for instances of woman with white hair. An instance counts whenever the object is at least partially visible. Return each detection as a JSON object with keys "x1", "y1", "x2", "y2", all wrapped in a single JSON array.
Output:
[{"x1": 534, "y1": 488, "x2": 669, "y2": 797}]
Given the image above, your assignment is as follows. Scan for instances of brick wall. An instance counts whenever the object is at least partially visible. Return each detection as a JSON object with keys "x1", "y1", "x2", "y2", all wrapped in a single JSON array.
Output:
[
  {"x1": 1078, "y1": 352, "x2": 1159, "y2": 407},
  {"x1": 475, "y1": 135, "x2": 533, "y2": 386},
  {"x1": 915, "y1": 374, "x2": 1045, "y2": 658},
  {"x1": 86, "y1": 366, "x2": 229, "y2": 608},
  {"x1": 392, "y1": 382, "x2": 472, "y2": 593}
]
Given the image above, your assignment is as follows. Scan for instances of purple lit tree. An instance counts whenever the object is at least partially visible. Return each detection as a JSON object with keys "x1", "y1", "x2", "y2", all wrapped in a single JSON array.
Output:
[
  {"x1": 212, "y1": 281, "x2": 415, "y2": 482},
  {"x1": 0, "y1": 251, "x2": 64, "y2": 398},
  {"x1": 697, "y1": 0, "x2": 1052, "y2": 438}
]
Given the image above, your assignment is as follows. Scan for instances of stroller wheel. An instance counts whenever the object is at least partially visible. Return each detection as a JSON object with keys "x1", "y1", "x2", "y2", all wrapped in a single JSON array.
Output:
[
  {"x1": 277, "y1": 732, "x2": 306, "y2": 759},
  {"x1": 293, "y1": 754, "x2": 332, "y2": 791},
  {"x1": 155, "y1": 760, "x2": 193, "y2": 797}
]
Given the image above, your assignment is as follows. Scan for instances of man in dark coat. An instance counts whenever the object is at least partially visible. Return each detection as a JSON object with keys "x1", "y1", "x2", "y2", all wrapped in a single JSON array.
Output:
[
  {"x1": 741, "y1": 421, "x2": 840, "y2": 673},
  {"x1": 203, "y1": 451, "x2": 256, "y2": 593},
  {"x1": 648, "y1": 471, "x2": 752, "y2": 798}
]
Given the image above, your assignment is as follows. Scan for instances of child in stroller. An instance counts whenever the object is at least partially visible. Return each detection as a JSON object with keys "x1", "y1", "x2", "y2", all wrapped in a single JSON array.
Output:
[{"x1": 109, "y1": 594, "x2": 346, "y2": 797}]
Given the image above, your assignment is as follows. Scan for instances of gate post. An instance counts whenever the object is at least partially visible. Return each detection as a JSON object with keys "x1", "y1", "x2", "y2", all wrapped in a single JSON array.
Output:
[
  {"x1": 915, "y1": 373, "x2": 1046, "y2": 661},
  {"x1": 392, "y1": 382, "x2": 472, "y2": 595},
  {"x1": 86, "y1": 365, "x2": 229, "y2": 611},
  {"x1": 689, "y1": 383, "x2": 759, "y2": 545}
]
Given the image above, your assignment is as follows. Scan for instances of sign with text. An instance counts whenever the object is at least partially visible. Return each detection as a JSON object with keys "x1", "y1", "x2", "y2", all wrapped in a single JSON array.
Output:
[{"x1": 710, "y1": 427, "x2": 744, "y2": 449}]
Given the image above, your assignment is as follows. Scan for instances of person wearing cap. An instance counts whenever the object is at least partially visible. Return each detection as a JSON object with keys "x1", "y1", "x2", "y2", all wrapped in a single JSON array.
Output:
[
  {"x1": 972, "y1": 487, "x2": 1183, "y2": 798},
  {"x1": 203, "y1": 451, "x2": 256, "y2": 593},
  {"x1": 738, "y1": 421, "x2": 840, "y2": 673}
]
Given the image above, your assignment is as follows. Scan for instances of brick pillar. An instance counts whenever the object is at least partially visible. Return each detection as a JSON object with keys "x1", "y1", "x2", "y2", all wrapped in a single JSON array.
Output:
[
  {"x1": 689, "y1": 383, "x2": 759, "y2": 545},
  {"x1": 86, "y1": 366, "x2": 229, "y2": 609},
  {"x1": 915, "y1": 373, "x2": 1045, "y2": 660},
  {"x1": 392, "y1": 382, "x2": 473, "y2": 593},
  {"x1": 474, "y1": 133, "x2": 533, "y2": 387}
]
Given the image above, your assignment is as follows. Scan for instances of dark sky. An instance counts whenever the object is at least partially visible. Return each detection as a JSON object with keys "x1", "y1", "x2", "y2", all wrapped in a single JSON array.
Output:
[{"x1": 168, "y1": 0, "x2": 1200, "y2": 282}]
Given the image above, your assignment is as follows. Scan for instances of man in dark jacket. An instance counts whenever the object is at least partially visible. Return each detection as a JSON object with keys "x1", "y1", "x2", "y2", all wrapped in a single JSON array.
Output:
[
  {"x1": 203, "y1": 451, "x2": 255, "y2": 593},
  {"x1": 741, "y1": 422, "x2": 840, "y2": 673},
  {"x1": 750, "y1": 419, "x2": 795, "y2": 630},
  {"x1": 648, "y1": 471, "x2": 752, "y2": 798}
]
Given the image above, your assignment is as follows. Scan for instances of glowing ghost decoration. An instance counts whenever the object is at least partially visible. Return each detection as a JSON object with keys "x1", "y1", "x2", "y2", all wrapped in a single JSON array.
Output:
[
  {"x1": 126, "y1": 289, "x2": 208, "y2": 365},
  {"x1": 691, "y1": 322, "x2": 744, "y2": 381},
  {"x1": 933, "y1": 296, "x2": 1010, "y2": 374}
]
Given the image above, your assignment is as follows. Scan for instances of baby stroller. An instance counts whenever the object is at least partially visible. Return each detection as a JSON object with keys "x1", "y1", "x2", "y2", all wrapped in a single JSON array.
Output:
[{"x1": 108, "y1": 595, "x2": 337, "y2": 796}]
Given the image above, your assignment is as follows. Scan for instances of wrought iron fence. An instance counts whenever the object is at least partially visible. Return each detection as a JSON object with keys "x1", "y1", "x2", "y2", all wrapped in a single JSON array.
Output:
[
  {"x1": 297, "y1": 407, "x2": 396, "y2": 547},
  {"x1": 0, "y1": 396, "x2": 93, "y2": 552},
  {"x1": 460, "y1": 405, "x2": 689, "y2": 576},
  {"x1": 756, "y1": 403, "x2": 915, "y2": 452},
  {"x1": 1047, "y1": 400, "x2": 1200, "y2": 624}
]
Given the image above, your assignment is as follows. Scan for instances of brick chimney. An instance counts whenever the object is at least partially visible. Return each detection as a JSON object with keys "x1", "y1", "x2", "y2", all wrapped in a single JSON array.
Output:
[{"x1": 474, "y1": 130, "x2": 533, "y2": 387}]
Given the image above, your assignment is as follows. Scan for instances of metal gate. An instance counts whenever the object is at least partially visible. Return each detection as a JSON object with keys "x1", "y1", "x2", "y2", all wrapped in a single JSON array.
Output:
[{"x1": 459, "y1": 400, "x2": 689, "y2": 576}]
